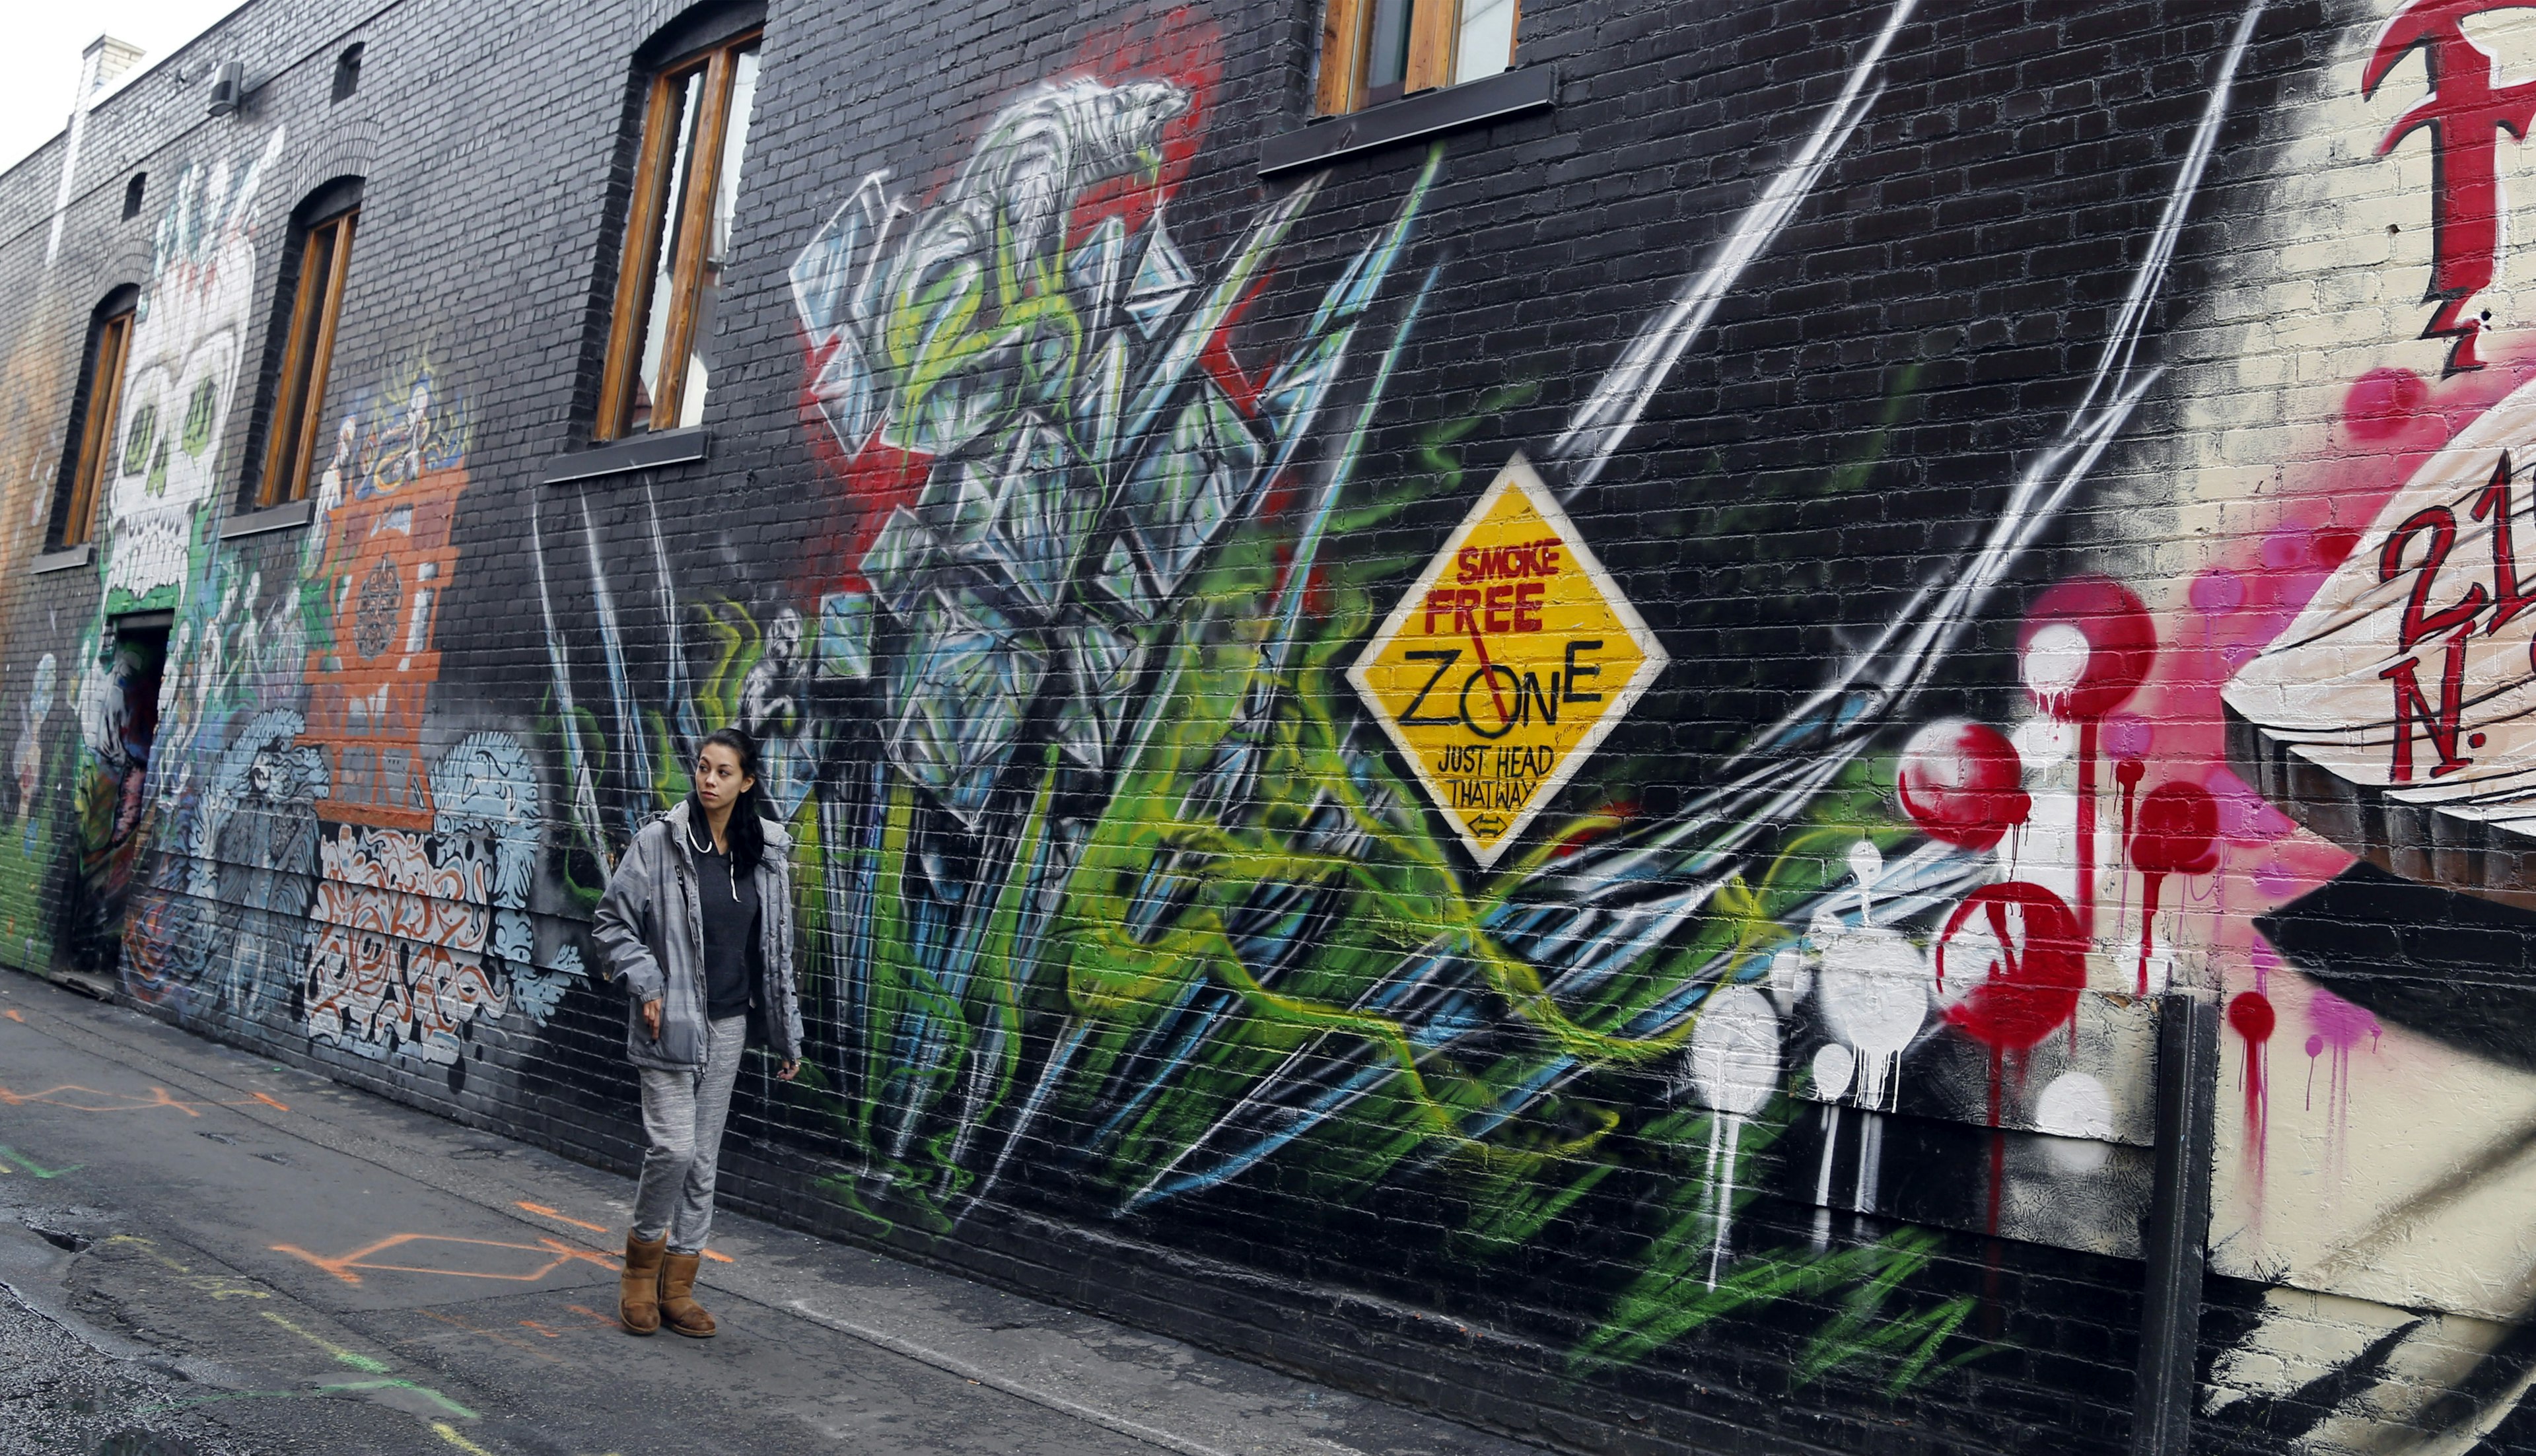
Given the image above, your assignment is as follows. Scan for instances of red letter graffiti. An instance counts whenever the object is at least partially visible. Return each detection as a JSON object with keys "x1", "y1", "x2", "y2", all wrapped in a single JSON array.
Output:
[
  {"x1": 2379, "y1": 504, "x2": 2488, "y2": 648},
  {"x1": 2380, "y1": 627, "x2": 2477, "y2": 782},
  {"x1": 2364, "y1": 0, "x2": 2536, "y2": 373},
  {"x1": 2471, "y1": 452, "x2": 2536, "y2": 635}
]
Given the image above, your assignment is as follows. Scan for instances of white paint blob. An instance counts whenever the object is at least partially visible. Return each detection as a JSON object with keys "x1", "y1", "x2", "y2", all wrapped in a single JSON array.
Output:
[
  {"x1": 1767, "y1": 946, "x2": 1814, "y2": 1008},
  {"x1": 2034, "y1": 1071, "x2": 2116, "y2": 1175},
  {"x1": 1687, "y1": 986, "x2": 1782, "y2": 1290},
  {"x1": 1813, "y1": 925, "x2": 1928, "y2": 1110},
  {"x1": 2022, "y1": 622, "x2": 2092, "y2": 705},
  {"x1": 1810, "y1": 1041, "x2": 1856, "y2": 1101},
  {"x1": 1846, "y1": 838, "x2": 1885, "y2": 925},
  {"x1": 1687, "y1": 986, "x2": 1782, "y2": 1117}
]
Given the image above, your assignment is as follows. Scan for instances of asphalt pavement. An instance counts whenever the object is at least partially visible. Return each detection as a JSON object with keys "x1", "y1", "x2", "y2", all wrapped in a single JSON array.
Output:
[{"x1": 0, "y1": 967, "x2": 1539, "y2": 1456}]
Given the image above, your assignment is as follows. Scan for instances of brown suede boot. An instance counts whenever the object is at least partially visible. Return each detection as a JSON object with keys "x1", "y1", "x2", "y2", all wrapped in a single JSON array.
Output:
[
  {"x1": 619, "y1": 1232, "x2": 666, "y2": 1335},
  {"x1": 658, "y1": 1251, "x2": 716, "y2": 1338}
]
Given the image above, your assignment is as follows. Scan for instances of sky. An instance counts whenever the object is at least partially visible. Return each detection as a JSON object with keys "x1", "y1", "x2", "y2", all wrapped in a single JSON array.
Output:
[{"x1": 0, "y1": 1, "x2": 244, "y2": 176}]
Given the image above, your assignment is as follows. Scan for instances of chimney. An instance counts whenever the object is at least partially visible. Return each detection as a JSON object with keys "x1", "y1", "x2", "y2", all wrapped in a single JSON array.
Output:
[
  {"x1": 46, "y1": 36, "x2": 147, "y2": 269},
  {"x1": 78, "y1": 36, "x2": 147, "y2": 112}
]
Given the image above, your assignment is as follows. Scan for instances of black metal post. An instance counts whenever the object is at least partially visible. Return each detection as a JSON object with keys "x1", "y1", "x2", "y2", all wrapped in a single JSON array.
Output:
[{"x1": 2132, "y1": 992, "x2": 2221, "y2": 1456}]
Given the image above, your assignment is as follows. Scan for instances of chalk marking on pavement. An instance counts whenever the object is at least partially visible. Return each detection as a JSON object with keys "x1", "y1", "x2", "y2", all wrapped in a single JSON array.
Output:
[
  {"x1": 787, "y1": 1297, "x2": 1238, "y2": 1456},
  {"x1": 273, "y1": 1232, "x2": 619, "y2": 1286},
  {"x1": 431, "y1": 1422, "x2": 498, "y2": 1454},
  {"x1": 258, "y1": 1309, "x2": 390, "y2": 1371},
  {"x1": 516, "y1": 1200, "x2": 609, "y2": 1233},
  {"x1": 5, "y1": 1008, "x2": 24, "y2": 1021},
  {"x1": 421, "y1": 1307, "x2": 563, "y2": 1363},
  {"x1": 0, "y1": 1145, "x2": 83, "y2": 1178},
  {"x1": 0, "y1": 1080, "x2": 286, "y2": 1115},
  {"x1": 10, "y1": 990, "x2": 1378, "y2": 1456},
  {"x1": 135, "y1": 1379, "x2": 479, "y2": 1420}
]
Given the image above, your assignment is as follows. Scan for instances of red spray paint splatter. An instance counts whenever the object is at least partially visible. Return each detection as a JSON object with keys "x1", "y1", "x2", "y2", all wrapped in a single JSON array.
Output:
[
  {"x1": 2228, "y1": 989, "x2": 2276, "y2": 1187},
  {"x1": 2129, "y1": 781, "x2": 2218, "y2": 996},
  {"x1": 2020, "y1": 578, "x2": 2156, "y2": 946},
  {"x1": 1897, "y1": 719, "x2": 2030, "y2": 852},
  {"x1": 1934, "y1": 882, "x2": 2085, "y2": 1234}
]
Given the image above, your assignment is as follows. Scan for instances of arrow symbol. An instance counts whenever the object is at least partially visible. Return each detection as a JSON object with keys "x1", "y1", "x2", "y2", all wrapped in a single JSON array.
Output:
[{"x1": 0, "y1": 1145, "x2": 83, "y2": 1179}]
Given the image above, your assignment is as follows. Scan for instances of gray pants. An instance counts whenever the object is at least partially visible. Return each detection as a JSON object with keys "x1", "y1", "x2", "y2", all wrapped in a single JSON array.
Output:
[{"x1": 633, "y1": 1015, "x2": 746, "y2": 1253}]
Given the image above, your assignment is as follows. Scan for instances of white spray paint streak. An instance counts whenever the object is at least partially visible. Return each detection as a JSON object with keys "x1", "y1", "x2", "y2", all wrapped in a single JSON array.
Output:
[{"x1": 1549, "y1": 0, "x2": 1920, "y2": 492}]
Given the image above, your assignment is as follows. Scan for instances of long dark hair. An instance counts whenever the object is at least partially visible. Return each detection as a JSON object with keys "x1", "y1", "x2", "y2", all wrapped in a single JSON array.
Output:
[{"x1": 687, "y1": 726, "x2": 769, "y2": 876}]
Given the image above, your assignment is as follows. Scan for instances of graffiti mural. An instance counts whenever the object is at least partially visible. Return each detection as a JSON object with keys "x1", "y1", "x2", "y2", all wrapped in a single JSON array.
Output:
[
  {"x1": 98, "y1": 132, "x2": 284, "y2": 608},
  {"x1": 118, "y1": 348, "x2": 581, "y2": 1055},
  {"x1": 17, "y1": 0, "x2": 2536, "y2": 1449},
  {"x1": 518, "y1": 3, "x2": 2278, "y2": 1406}
]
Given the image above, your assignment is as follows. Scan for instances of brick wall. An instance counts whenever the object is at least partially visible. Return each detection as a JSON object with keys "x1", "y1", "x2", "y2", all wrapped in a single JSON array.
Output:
[{"x1": 1, "y1": 0, "x2": 2527, "y2": 1451}]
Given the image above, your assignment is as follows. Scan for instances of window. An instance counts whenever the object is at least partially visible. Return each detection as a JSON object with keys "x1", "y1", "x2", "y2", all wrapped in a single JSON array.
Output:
[
  {"x1": 254, "y1": 181, "x2": 361, "y2": 508},
  {"x1": 1315, "y1": 0, "x2": 1518, "y2": 113},
  {"x1": 333, "y1": 43, "x2": 364, "y2": 102},
  {"x1": 122, "y1": 173, "x2": 145, "y2": 220},
  {"x1": 54, "y1": 287, "x2": 138, "y2": 548},
  {"x1": 596, "y1": 26, "x2": 762, "y2": 439}
]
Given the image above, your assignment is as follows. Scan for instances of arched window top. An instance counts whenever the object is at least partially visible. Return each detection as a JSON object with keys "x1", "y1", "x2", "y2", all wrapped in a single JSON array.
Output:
[
  {"x1": 637, "y1": 0, "x2": 765, "y2": 69},
  {"x1": 295, "y1": 174, "x2": 364, "y2": 228}
]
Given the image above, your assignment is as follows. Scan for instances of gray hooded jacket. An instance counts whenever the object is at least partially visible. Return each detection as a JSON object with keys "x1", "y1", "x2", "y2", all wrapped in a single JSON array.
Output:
[{"x1": 591, "y1": 799, "x2": 804, "y2": 1070}]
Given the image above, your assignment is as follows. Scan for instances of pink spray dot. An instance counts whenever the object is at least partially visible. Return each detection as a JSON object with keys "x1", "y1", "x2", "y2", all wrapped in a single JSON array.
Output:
[
  {"x1": 2105, "y1": 712, "x2": 2154, "y2": 761},
  {"x1": 2305, "y1": 1033, "x2": 2325, "y2": 1058},
  {"x1": 2344, "y1": 366, "x2": 2428, "y2": 441},
  {"x1": 2191, "y1": 569, "x2": 2245, "y2": 616},
  {"x1": 2252, "y1": 858, "x2": 2303, "y2": 897},
  {"x1": 2307, "y1": 985, "x2": 2382, "y2": 1051}
]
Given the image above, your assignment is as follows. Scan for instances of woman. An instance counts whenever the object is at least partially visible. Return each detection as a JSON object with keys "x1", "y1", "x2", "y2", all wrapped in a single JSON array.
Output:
[{"x1": 592, "y1": 727, "x2": 803, "y2": 1337}]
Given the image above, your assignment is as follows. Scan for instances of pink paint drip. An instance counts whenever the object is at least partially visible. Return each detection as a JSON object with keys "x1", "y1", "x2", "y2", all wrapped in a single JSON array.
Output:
[{"x1": 2306, "y1": 985, "x2": 2381, "y2": 1183}]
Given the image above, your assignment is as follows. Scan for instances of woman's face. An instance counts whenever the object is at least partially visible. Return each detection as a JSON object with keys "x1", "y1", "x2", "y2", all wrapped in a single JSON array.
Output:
[{"x1": 694, "y1": 743, "x2": 755, "y2": 814}]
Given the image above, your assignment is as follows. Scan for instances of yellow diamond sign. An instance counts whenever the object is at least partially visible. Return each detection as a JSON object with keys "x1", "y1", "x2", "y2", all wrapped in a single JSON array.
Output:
[{"x1": 1349, "y1": 452, "x2": 1667, "y2": 867}]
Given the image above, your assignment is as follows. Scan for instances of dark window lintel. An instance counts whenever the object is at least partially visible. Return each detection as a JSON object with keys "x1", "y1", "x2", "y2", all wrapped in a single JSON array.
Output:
[
  {"x1": 1260, "y1": 65, "x2": 1557, "y2": 179},
  {"x1": 540, "y1": 427, "x2": 712, "y2": 486},
  {"x1": 221, "y1": 497, "x2": 314, "y2": 539}
]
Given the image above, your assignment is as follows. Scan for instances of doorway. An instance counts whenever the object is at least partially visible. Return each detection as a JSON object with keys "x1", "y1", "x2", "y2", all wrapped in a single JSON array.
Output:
[{"x1": 64, "y1": 613, "x2": 168, "y2": 981}]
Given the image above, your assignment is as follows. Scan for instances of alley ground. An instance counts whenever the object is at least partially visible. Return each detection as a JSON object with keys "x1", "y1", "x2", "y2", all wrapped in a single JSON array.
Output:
[{"x1": 0, "y1": 968, "x2": 1539, "y2": 1456}]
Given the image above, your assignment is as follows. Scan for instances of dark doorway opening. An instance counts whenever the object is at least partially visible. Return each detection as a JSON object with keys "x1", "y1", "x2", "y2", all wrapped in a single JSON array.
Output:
[{"x1": 62, "y1": 614, "x2": 168, "y2": 983}]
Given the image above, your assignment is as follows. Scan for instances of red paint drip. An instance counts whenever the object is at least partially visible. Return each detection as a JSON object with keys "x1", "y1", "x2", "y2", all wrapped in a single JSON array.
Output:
[
  {"x1": 2078, "y1": 718, "x2": 2100, "y2": 945},
  {"x1": 2228, "y1": 990, "x2": 2276, "y2": 1189},
  {"x1": 1934, "y1": 881, "x2": 2086, "y2": 1051},
  {"x1": 2020, "y1": 577, "x2": 2156, "y2": 948},
  {"x1": 2128, "y1": 782, "x2": 2218, "y2": 996}
]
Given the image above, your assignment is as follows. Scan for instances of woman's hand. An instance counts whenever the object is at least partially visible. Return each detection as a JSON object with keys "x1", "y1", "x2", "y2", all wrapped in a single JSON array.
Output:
[
  {"x1": 777, "y1": 1059, "x2": 799, "y2": 1082},
  {"x1": 641, "y1": 998, "x2": 662, "y2": 1041}
]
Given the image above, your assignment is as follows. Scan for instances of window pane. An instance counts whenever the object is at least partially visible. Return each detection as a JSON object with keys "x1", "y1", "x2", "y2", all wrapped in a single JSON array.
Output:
[
  {"x1": 631, "y1": 67, "x2": 706, "y2": 434},
  {"x1": 1364, "y1": 0, "x2": 1413, "y2": 95},
  {"x1": 678, "y1": 44, "x2": 759, "y2": 430},
  {"x1": 273, "y1": 223, "x2": 339, "y2": 491},
  {"x1": 1454, "y1": 0, "x2": 1517, "y2": 85}
]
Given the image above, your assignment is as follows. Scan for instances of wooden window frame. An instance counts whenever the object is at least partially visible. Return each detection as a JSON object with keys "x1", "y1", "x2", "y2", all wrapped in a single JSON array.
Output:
[
  {"x1": 57, "y1": 297, "x2": 135, "y2": 549},
  {"x1": 258, "y1": 205, "x2": 358, "y2": 508},
  {"x1": 1315, "y1": 0, "x2": 1516, "y2": 115},
  {"x1": 595, "y1": 28, "x2": 761, "y2": 442}
]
